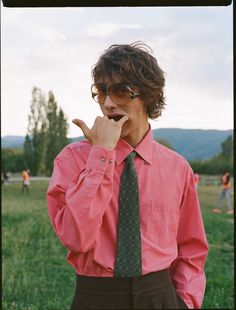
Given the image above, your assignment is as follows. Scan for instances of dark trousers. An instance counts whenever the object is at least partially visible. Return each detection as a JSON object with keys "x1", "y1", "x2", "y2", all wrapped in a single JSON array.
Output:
[{"x1": 71, "y1": 269, "x2": 188, "y2": 309}]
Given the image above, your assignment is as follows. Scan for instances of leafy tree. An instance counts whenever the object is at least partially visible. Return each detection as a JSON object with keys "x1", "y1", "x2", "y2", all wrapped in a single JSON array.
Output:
[
  {"x1": 189, "y1": 156, "x2": 233, "y2": 176},
  {"x1": 44, "y1": 91, "x2": 58, "y2": 175},
  {"x1": 58, "y1": 108, "x2": 69, "y2": 149},
  {"x1": 23, "y1": 134, "x2": 34, "y2": 171},
  {"x1": 44, "y1": 91, "x2": 69, "y2": 176},
  {"x1": 221, "y1": 135, "x2": 233, "y2": 160},
  {"x1": 189, "y1": 135, "x2": 233, "y2": 175},
  {"x1": 24, "y1": 87, "x2": 47, "y2": 175},
  {"x1": 2, "y1": 148, "x2": 25, "y2": 173},
  {"x1": 24, "y1": 87, "x2": 69, "y2": 176}
]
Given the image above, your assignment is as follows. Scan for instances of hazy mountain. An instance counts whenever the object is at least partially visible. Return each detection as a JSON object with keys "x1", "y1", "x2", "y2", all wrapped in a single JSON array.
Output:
[
  {"x1": 70, "y1": 128, "x2": 233, "y2": 160},
  {"x1": 1, "y1": 128, "x2": 233, "y2": 160},
  {"x1": 151, "y1": 128, "x2": 233, "y2": 160},
  {"x1": 1, "y1": 135, "x2": 25, "y2": 149}
]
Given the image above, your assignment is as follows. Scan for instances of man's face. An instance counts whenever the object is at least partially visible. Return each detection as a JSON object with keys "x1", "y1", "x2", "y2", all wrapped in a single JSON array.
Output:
[{"x1": 97, "y1": 79, "x2": 149, "y2": 142}]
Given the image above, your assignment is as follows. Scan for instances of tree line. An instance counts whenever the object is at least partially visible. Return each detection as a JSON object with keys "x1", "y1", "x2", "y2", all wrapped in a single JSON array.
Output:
[
  {"x1": 24, "y1": 87, "x2": 69, "y2": 176},
  {"x1": 188, "y1": 135, "x2": 233, "y2": 175},
  {"x1": 2, "y1": 87, "x2": 69, "y2": 176},
  {"x1": 155, "y1": 135, "x2": 233, "y2": 175}
]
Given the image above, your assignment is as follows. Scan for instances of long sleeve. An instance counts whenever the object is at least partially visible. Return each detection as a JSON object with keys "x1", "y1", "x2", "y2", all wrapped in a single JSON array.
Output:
[
  {"x1": 46, "y1": 144, "x2": 115, "y2": 254},
  {"x1": 170, "y1": 166, "x2": 208, "y2": 309}
]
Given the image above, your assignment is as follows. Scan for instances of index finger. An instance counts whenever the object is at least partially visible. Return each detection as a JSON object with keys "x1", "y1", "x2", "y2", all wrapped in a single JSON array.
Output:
[{"x1": 117, "y1": 115, "x2": 129, "y2": 126}]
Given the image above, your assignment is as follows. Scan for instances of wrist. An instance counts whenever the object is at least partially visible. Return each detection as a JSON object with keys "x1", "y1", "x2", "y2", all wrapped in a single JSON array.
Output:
[{"x1": 92, "y1": 142, "x2": 116, "y2": 151}]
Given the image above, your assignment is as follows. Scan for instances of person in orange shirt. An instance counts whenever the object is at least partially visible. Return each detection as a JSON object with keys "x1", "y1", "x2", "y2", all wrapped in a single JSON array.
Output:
[
  {"x1": 21, "y1": 169, "x2": 30, "y2": 194},
  {"x1": 213, "y1": 171, "x2": 233, "y2": 214}
]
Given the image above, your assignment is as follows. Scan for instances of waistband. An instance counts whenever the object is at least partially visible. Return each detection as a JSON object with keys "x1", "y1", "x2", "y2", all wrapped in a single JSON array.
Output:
[{"x1": 76, "y1": 269, "x2": 172, "y2": 295}]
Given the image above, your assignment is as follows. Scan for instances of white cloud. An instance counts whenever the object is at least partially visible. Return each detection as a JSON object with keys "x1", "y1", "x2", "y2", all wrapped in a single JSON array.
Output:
[
  {"x1": 1, "y1": 6, "x2": 233, "y2": 137},
  {"x1": 28, "y1": 24, "x2": 66, "y2": 42},
  {"x1": 87, "y1": 22, "x2": 142, "y2": 37}
]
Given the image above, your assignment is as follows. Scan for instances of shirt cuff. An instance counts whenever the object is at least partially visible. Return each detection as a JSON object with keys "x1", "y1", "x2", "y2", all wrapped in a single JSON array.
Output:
[{"x1": 86, "y1": 145, "x2": 116, "y2": 174}]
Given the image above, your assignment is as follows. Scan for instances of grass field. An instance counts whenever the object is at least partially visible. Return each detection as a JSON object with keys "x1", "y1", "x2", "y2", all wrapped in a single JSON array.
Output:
[{"x1": 2, "y1": 180, "x2": 234, "y2": 309}]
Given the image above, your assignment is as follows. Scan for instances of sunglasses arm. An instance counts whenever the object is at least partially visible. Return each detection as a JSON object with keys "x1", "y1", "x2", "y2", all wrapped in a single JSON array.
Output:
[{"x1": 126, "y1": 86, "x2": 140, "y2": 99}]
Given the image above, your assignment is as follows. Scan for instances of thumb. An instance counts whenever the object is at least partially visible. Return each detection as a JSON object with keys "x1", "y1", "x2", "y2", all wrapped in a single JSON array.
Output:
[
  {"x1": 72, "y1": 119, "x2": 91, "y2": 139},
  {"x1": 117, "y1": 115, "x2": 129, "y2": 127}
]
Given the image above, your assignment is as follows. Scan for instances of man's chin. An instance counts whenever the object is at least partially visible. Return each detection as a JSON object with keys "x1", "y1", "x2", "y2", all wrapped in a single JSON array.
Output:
[{"x1": 120, "y1": 128, "x2": 128, "y2": 140}]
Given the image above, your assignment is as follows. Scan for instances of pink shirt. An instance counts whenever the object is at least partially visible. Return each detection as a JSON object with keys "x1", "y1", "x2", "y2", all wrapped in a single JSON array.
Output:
[{"x1": 46, "y1": 127, "x2": 208, "y2": 309}]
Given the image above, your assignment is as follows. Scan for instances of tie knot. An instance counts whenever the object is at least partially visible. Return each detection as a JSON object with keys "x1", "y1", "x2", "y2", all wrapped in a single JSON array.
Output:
[{"x1": 126, "y1": 151, "x2": 136, "y2": 165}]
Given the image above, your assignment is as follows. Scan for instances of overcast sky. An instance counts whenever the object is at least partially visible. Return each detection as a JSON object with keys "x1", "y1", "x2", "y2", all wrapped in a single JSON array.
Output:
[{"x1": 1, "y1": 5, "x2": 233, "y2": 138}]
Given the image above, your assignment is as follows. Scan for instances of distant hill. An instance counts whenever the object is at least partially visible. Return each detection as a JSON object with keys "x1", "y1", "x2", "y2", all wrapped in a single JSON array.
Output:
[
  {"x1": 70, "y1": 128, "x2": 233, "y2": 160},
  {"x1": 1, "y1": 136, "x2": 25, "y2": 149},
  {"x1": 152, "y1": 128, "x2": 233, "y2": 160},
  {"x1": 1, "y1": 128, "x2": 233, "y2": 160}
]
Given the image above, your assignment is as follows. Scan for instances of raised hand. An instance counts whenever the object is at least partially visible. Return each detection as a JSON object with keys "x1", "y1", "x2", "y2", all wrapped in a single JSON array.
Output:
[{"x1": 72, "y1": 116, "x2": 129, "y2": 150}]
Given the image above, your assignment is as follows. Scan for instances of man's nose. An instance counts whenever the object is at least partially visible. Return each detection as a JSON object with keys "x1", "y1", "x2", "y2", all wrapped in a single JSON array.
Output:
[{"x1": 103, "y1": 95, "x2": 117, "y2": 109}]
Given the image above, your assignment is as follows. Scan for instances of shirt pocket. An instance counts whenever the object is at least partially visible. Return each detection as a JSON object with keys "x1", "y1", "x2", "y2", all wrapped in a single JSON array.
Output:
[{"x1": 149, "y1": 201, "x2": 179, "y2": 247}]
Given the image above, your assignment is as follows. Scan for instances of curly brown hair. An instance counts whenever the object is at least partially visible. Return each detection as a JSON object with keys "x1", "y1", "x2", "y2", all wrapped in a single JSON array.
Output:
[{"x1": 91, "y1": 41, "x2": 166, "y2": 119}]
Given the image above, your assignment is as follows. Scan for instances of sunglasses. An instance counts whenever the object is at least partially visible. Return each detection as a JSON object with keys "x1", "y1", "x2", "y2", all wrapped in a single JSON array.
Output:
[{"x1": 91, "y1": 83, "x2": 140, "y2": 105}]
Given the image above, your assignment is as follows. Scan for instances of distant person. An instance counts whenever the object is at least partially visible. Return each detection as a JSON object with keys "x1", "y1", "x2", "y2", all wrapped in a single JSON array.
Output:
[
  {"x1": 1, "y1": 171, "x2": 5, "y2": 185},
  {"x1": 21, "y1": 169, "x2": 30, "y2": 194},
  {"x1": 46, "y1": 42, "x2": 208, "y2": 309},
  {"x1": 2, "y1": 170, "x2": 9, "y2": 185},
  {"x1": 213, "y1": 171, "x2": 233, "y2": 214},
  {"x1": 194, "y1": 172, "x2": 200, "y2": 189}
]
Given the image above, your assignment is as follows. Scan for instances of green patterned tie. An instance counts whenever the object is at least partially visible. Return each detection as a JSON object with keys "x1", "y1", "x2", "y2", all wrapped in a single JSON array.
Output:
[{"x1": 114, "y1": 151, "x2": 142, "y2": 277}]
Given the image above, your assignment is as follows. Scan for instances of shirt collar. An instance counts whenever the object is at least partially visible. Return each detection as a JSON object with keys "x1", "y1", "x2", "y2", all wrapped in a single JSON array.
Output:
[{"x1": 115, "y1": 125, "x2": 153, "y2": 165}]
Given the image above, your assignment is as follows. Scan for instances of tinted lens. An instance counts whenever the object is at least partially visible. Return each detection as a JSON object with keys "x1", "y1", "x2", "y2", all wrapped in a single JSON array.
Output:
[
  {"x1": 91, "y1": 83, "x2": 136, "y2": 104},
  {"x1": 91, "y1": 84, "x2": 106, "y2": 103},
  {"x1": 109, "y1": 84, "x2": 130, "y2": 102}
]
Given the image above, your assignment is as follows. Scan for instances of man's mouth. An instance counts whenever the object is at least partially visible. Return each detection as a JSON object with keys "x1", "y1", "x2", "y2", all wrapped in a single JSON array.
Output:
[{"x1": 107, "y1": 115, "x2": 125, "y2": 122}]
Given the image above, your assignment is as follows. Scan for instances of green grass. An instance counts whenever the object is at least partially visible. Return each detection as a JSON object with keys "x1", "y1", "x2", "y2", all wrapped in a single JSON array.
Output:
[
  {"x1": 2, "y1": 181, "x2": 234, "y2": 309},
  {"x1": 2, "y1": 181, "x2": 75, "y2": 310},
  {"x1": 198, "y1": 185, "x2": 234, "y2": 309}
]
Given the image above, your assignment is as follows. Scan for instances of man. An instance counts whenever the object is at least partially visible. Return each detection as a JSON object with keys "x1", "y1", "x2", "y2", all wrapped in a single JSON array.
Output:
[
  {"x1": 2, "y1": 170, "x2": 9, "y2": 185},
  {"x1": 46, "y1": 42, "x2": 208, "y2": 309},
  {"x1": 21, "y1": 169, "x2": 30, "y2": 193},
  {"x1": 194, "y1": 172, "x2": 200, "y2": 190},
  {"x1": 213, "y1": 171, "x2": 233, "y2": 214}
]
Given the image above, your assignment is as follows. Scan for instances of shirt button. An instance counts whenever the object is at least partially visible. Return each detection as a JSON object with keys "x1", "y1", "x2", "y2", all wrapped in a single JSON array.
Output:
[
  {"x1": 109, "y1": 160, "x2": 113, "y2": 164},
  {"x1": 100, "y1": 158, "x2": 106, "y2": 164}
]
